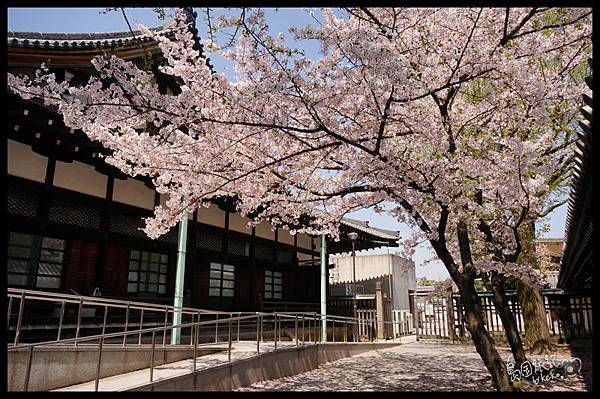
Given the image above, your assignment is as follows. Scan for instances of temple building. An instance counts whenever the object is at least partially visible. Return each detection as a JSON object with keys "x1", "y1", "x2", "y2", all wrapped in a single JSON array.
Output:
[
  {"x1": 557, "y1": 59, "x2": 593, "y2": 290},
  {"x1": 6, "y1": 15, "x2": 401, "y2": 312}
]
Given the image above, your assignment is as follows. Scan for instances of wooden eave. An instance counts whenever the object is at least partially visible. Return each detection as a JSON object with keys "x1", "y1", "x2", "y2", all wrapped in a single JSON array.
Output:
[{"x1": 7, "y1": 44, "x2": 161, "y2": 68}]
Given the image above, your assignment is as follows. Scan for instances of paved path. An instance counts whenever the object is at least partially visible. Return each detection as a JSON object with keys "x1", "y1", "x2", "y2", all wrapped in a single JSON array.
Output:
[{"x1": 236, "y1": 340, "x2": 591, "y2": 392}]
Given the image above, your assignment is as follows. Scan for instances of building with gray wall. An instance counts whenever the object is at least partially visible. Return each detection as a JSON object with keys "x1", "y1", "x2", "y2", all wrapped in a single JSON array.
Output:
[{"x1": 329, "y1": 253, "x2": 416, "y2": 311}]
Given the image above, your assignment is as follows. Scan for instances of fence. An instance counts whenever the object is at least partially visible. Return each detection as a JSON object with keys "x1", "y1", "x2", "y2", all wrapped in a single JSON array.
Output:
[
  {"x1": 328, "y1": 293, "x2": 413, "y2": 339},
  {"x1": 412, "y1": 289, "x2": 592, "y2": 342},
  {"x1": 392, "y1": 309, "x2": 414, "y2": 336},
  {"x1": 7, "y1": 288, "x2": 408, "y2": 391}
]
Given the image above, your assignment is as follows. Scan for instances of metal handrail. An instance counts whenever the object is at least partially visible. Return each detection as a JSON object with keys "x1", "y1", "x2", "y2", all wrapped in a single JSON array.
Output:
[
  {"x1": 7, "y1": 288, "x2": 226, "y2": 315},
  {"x1": 8, "y1": 309, "x2": 381, "y2": 391},
  {"x1": 7, "y1": 290, "x2": 413, "y2": 391}
]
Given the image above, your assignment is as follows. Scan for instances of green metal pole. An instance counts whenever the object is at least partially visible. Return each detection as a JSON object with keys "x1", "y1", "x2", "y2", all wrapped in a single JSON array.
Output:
[
  {"x1": 171, "y1": 209, "x2": 189, "y2": 345},
  {"x1": 320, "y1": 234, "x2": 327, "y2": 342}
]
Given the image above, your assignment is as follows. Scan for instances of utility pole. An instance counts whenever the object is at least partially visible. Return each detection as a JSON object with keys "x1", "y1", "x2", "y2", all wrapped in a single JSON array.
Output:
[
  {"x1": 320, "y1": 234, "x2": 327, "y2": 341},
  {"x1": 171, "y1": 209, "x2": 189, "y2": 345},
  {"x1": 348, "y1": 232, "x2": 358, "y2": 340}
]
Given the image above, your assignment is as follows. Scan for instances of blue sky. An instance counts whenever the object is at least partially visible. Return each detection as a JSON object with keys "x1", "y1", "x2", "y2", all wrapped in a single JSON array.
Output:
[{"x1": 8, "y1": 8, "x2": 570, "y2": 280}]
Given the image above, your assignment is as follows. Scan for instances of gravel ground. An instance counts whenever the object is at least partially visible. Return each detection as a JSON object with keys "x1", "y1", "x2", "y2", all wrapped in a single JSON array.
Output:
[{"x1": 236, "y1": 340, "x2": 591, "y2": 392}]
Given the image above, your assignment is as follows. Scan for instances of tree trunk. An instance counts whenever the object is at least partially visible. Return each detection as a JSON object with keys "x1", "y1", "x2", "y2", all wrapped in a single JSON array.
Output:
[
  {"x1": 457, "y1": 279, "x2": 514, "y2": 391},
  {"x1": 516, "y1": 280, "x2": 554, "y2": 353},
  {"x1": 516, "y1": 220, "x2": 554, "y2": 354},
  {"x1": 490, "y1": 272, "x2": 527, "y2": 367}
]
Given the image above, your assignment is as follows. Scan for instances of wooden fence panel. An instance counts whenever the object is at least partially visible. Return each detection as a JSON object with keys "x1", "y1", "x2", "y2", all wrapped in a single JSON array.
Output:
[{"x1": 412, "y1": 290, "x2": 592, "y2": 341}]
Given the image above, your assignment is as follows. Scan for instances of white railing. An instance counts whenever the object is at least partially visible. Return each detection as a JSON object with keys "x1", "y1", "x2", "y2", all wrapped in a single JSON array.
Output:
[{"x1": 392, "y1": 310, "x2": 414, "y2": 336}]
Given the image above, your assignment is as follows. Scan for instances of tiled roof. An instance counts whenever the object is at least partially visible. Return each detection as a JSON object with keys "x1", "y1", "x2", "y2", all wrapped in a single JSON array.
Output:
[
  {"x1": 558, "y1": 58, "x2": 592, "y2": 289},
  {"x1": 7, "y1": 9, "x2": 199, "y2": 51},
  {"x1": 340, "y1": 217, "x2": 400, "y2": 241},
  {"x1": 7, "y1": 26, "x2": 173, "y2": 50}
]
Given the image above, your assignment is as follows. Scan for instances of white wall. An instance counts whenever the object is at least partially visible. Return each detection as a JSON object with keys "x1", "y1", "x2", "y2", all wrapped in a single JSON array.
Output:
[
  {"x1": 53, "y1": 160, "x2": 107, "y2": 198},
  {"x1": 197, "y1": 205, "x2": 225, "y2": 228},
  {"x1": 229, "y1": 212, "x2": 253, "y2": 234},
  {"x1": 112, "y1": 177, "x2": 154, "y2": 210},
  {"x1": 278, "y1": 227, "x2": 295, "y2": 246},
  {"x1": 330, "y1": 253, "x2": 416, "y2": 311},
  {"x1": 7, "y1": 139, "x2": 48, "y2": 183}
]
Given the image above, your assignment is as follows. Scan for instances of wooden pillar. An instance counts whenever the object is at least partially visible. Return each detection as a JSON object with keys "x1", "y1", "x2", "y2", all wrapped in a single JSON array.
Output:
[
  {"x1": 375, "y1": 282, "x2": 385, "y2": 340},
  {"x1": 446, "y1": 290, "x2": 457, "y2": 341}
]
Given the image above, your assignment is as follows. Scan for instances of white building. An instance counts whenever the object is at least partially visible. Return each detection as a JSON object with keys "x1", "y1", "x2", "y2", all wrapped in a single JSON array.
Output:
[{"x1": 329, "y1": 253, "x2": 416, "y2": 311}]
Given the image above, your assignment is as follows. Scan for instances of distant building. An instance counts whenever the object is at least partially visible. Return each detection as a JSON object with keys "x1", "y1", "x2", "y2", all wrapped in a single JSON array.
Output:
[
  {"x1": 329, "y1": 253, "x2": 416, "y2": 311},
  {"x1": 535, "y1": 238, "x2": 563, "y2": 289}
]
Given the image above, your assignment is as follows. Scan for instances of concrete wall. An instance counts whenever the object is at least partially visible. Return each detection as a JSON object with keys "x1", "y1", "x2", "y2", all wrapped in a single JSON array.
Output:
[
  {"x1": 8, "y1": 345, "x2": 225, "y2": 392},
  {"x1": 133, "y1": 342, "x2": 400, "y2": 391},
  {"x1": 330, "y1": 253, "x2": 416, "y2": 311},
  {"x1": 391, "y1": 256, "x2": 416, "y2": 311}
]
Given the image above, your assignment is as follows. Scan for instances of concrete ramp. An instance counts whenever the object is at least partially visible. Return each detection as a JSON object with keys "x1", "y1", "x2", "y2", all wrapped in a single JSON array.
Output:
[
  {"x1": 8, "y1": 344, "x2": 227, "y2": 391},
  {"x1": 54, "y1": 341, "x2": 401, "y2": 391}
]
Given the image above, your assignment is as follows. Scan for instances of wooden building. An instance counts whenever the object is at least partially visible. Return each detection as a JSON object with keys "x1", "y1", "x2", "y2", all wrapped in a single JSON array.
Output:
[
  {"x1": 557, "y1": 59, "x2": 592, "y2": 290},
  {"x1": 6, "y1": 17, "x2": 400, "y2": 312}
]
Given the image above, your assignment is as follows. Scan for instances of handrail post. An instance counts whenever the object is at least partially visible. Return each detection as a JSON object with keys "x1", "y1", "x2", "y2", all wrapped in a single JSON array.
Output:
[
  {"x1": 314, "y1": 315, "x2": 318, "y2": 344},
  {"x1": 302, "y1": 315, "x2": 305, "y2": 344},
  {"x1": 15, "y1": 292, "x2": 26, "y2": 346},
  {"x1": 237, "y1": 312, "x2": 241, "y2": 343},
  {"x1": 228, "y1": 319, "x2": 233, "y2": 362},
  {"x1": 74, "y1": 297, "x2": 83, "y2": 347},
  {"x1": 138, "y1": 309, "x2": 144, "y2": 345},
  {"x1": 150, "y1": 330, "x2": 156, "y2": 382},
  {"x1": 193, "y1": 320, "x2": 199, "y2": 370},
  {"x1": 122, "y1": 302, "x2": 130, "y2": 347},
  {"x1": 256, "y1": 314, "x2": 261, "y2": 354},
  {"x1": 332, "y1": 320, "x2": 335, "y2": 343},
  {"x1": 273, "y1": 314, "x2": 277, "y2": 350},
  {"x1": 23, "y1": 345, "x2": 34, "y2": 391},
  {"x1": 57, "y1": 300, "x2": 66, "y2": 341},
  {"x1": 215, "y1": 314, "x2": 219, "y2": 343},
  {"x1": 295, "y1": 315, "x2": 298, "y2": 346},
  {"x1": 94, "y1": 336, "x2": 104, "y2": 392},
  {"x1": 101, "y1": 305, "x2": 108, "y2": 336},
  {"x1": 162, "y1": 307, "x2": 168, "y2": 347},
  {"x1": 190, "y1": 313, "x2": 195, "y2": 346},
  {"x1": 7, "y1": 296, "x2": 13, "y2": 330}
]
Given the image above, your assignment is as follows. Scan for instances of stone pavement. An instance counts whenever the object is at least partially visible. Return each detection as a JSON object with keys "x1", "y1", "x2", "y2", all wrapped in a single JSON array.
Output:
[{"x1": 236, "y1": 340, "x2": 591, "y2": 392}]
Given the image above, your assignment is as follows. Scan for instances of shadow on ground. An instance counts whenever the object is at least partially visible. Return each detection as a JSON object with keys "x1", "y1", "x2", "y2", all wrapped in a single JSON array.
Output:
[{"x1": 236, "y1": 341, "x2": 591, "y2": 392}]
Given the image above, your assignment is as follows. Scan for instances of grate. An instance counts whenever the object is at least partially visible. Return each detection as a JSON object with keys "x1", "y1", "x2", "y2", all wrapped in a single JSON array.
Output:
[
  {"x1": 196, "y1": 230, "x2": 223, "y2": 252},
  {"x1": 7, "y1": 189, "x2": 39, "y2": 218},
  {"x1": 109, "y1": 213, "x2": 147, "y2": 238},
  {"x1": 276, "y1": 249, "x2": 294, "y2": 264},
  {"x1": 157, "y1": 226, "x2": 178, "y2": 244},
  {"x1": 227, "y1": 239, "x2": 249, "y2": 257},
  {"x1": 255, "y1": 243, "x2": 274, "y2": 261},
  {"x1": 49, "y1": 200, "x2": 101, "y2": 229}
]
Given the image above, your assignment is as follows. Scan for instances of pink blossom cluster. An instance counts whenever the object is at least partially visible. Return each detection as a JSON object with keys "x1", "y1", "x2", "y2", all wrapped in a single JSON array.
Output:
[{"x1": 8, "y1": 8, "x2": 591, "y2": 285}]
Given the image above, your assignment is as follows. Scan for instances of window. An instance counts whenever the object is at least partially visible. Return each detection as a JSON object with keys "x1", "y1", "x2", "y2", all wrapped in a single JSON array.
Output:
[
  {"x1": 227, "y1": 239, "x2": 250, "y2": 257},
  {"x1": 264, "y1": 270, "x2": 283, "y2": 299},
  {"x1": 208, "y1": 263, "x2": 235, "y2": 297},
  {"x1": 127, "y1": 250, "x2": 168, "y2": 294},
  {"x1": 276, "y1": 249, "x2": 294, "y2": 264},
  {"x1": 7, "y1": 232, "x2": 66, "y2": 289}
]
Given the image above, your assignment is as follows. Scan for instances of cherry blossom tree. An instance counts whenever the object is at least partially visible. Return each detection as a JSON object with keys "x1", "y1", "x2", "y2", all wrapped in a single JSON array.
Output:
[{"x1": 8, "y1": 7, "x2": 591, "y2": 390}]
